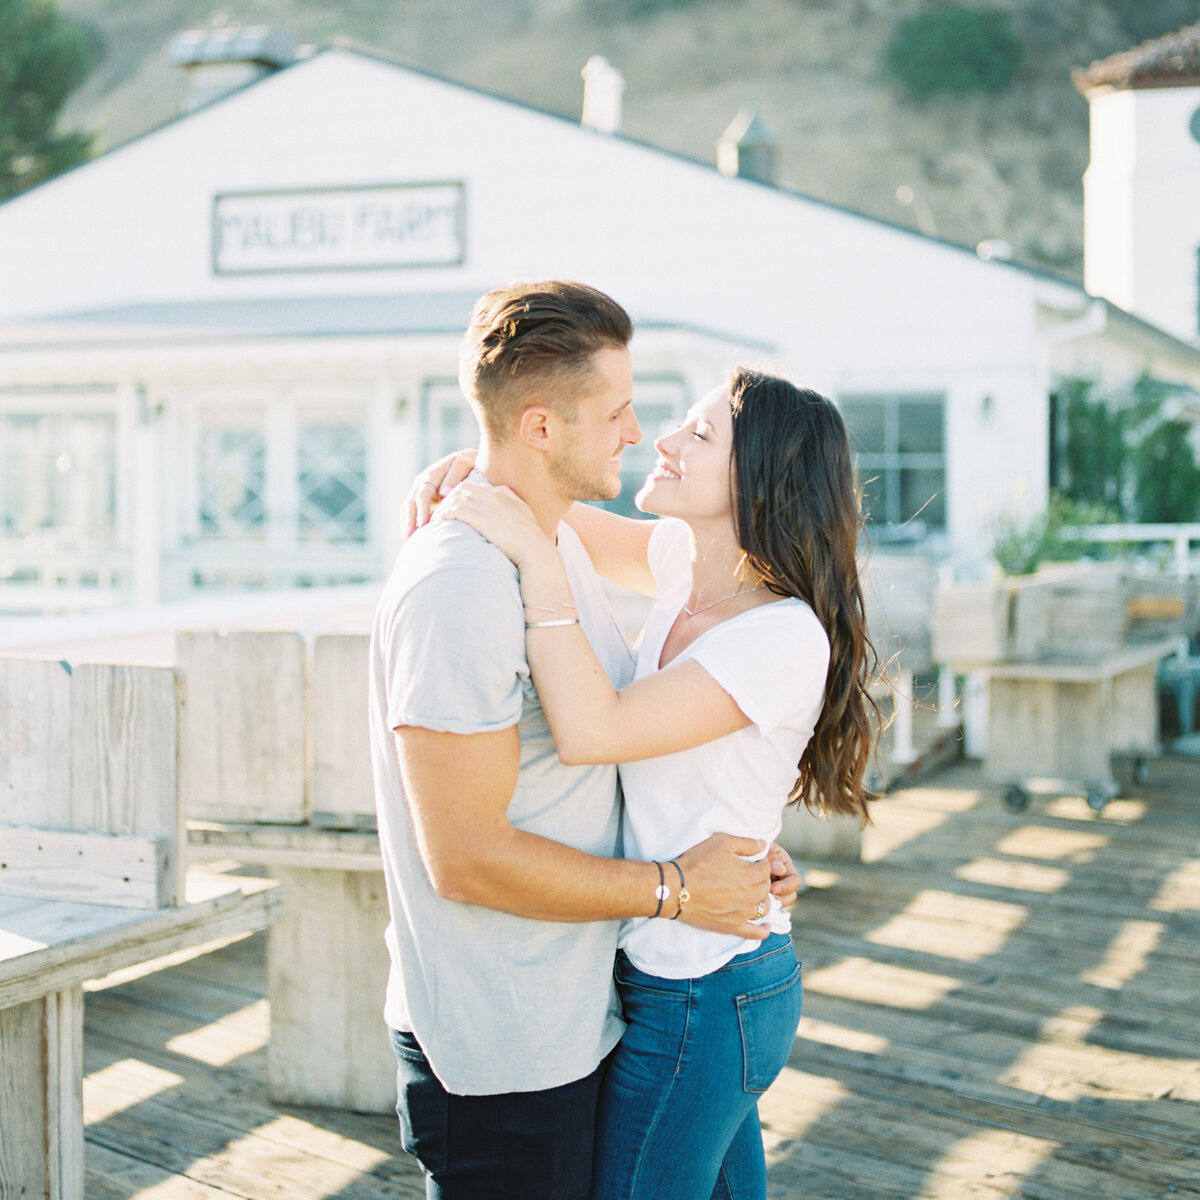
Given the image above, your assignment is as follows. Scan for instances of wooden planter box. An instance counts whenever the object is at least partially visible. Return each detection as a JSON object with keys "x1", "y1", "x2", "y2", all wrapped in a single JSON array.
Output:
[
  {"x1": 933, "y1": 563, "x2": 1134, "y2": 666},
  {"x1": 1011, "y1": 564, "x2": 1128, "y2": 662},
  {"x1": 1126, "y1": 575, "x2": 1200, "y2": 643},
  {"x1": 930, "y1": 580, "x2": 1013, "y2": 666}
]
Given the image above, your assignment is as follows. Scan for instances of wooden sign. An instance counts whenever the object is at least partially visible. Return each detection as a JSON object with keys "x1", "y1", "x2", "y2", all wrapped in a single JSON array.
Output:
[{"x1": 213, "y1": 182, "x2": 465, "y2": 274}]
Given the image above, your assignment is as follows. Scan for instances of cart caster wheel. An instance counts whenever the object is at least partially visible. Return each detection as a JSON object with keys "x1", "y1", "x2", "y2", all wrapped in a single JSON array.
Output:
[
  {"x1": 1002, "y1": 785, "x2": 1030, "y2": 812},
  {"x1": 1085, "y1": 789, "x2": 1110, "y2": 812}
]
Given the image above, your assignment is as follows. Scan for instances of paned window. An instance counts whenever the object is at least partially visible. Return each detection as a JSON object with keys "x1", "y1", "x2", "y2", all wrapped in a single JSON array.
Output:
[
  {"x1": 196, "y1": 427, "x2": 266, "y2": 537},
  {"x1": 839, "y1": 392, "x2": 946, "y2": 534},
  {"x1": 0, "y1": 410, "x2": 116, "y2": 541},
  {"x1": 298, "y1": 423, "x2": 367, "y2": 543}
]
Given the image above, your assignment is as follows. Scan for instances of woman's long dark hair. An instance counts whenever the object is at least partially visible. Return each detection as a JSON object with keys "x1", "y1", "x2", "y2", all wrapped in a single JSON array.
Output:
[{"x1": 728, "y1": 368, "x2": 880, "y2": 823}]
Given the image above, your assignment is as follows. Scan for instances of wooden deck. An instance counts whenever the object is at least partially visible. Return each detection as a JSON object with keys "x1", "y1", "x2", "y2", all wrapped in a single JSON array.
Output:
[{"x1": 81, "y1": 757, "x2": 1200, "y2": 1199}]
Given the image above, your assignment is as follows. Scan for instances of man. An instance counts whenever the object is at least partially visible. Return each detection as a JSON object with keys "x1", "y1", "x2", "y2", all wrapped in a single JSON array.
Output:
[{"x1": 369, "y1": 280, "x2": 779, "y2": 1199}]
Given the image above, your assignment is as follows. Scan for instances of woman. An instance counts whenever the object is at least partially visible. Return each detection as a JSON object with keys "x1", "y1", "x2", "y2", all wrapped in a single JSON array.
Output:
[{"x1": 425, "y1": 368, "x2": 878, "y2": 1200}]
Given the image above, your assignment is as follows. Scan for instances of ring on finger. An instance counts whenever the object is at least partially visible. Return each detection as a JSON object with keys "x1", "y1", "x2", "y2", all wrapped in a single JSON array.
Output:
[{"x1": 754, "y1": 900, "x2": 767, "y2": 920}]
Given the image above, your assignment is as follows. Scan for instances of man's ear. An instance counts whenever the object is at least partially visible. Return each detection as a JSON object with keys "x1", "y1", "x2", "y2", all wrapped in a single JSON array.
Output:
[{"x1": 517, "y1": 405, "x2": 554, "y2": 452}]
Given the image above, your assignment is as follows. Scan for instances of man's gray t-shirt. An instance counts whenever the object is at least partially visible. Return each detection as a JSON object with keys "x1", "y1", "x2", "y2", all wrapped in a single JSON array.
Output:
[{"x1": 369, "y1": 516, "x2": 636, "y2": 1095}]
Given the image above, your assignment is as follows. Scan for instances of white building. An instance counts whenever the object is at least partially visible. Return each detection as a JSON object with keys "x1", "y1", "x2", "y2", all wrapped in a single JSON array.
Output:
[
  {"x1": 2, "y1": 29, "x2": 1199, "y2": 616},
  {"x1": 1077, "y1": 22, "x2": 1200, "y2": 345}
]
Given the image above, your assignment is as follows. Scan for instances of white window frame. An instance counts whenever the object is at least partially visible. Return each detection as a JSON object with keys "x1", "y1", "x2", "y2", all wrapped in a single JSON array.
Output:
[{"x1": 839, "y1": 390, "x2": 947, "y2": 538}]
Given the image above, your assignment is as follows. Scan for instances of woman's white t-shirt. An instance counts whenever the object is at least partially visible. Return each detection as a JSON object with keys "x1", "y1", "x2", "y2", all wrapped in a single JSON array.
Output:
[{"x1": 617, "y1": 518, "x2": 831, "y2": 979}]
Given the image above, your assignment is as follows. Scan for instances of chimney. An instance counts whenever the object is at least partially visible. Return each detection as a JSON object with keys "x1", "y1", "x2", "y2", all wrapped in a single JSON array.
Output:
[
  {"x1": 581, "y1": 56, "x2": 624, "y2": 134},
  {"x1": 166, "y1": 21, "x2": 298, "y2": 113},
  {"x1": 717, "y1": 107, "x2": 777, "y2": 185}
]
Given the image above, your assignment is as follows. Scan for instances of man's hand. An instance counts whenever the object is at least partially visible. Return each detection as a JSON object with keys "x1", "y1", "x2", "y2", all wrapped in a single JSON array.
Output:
[
  {"x1": 768, "y1": 843, "x2": 805, "y2": 910},
  {"x1": 671, "y1": 834, "x2": 772, "y2": 940}
]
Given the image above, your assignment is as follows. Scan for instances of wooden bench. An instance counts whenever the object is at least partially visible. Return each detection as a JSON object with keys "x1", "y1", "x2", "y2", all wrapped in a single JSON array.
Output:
[
  {"x1": 0, "y1": 657, "x2": 282, "y2": 1198},
  {"x1": 177, "y1": 630, "x2": 394, "y2": 1113}
]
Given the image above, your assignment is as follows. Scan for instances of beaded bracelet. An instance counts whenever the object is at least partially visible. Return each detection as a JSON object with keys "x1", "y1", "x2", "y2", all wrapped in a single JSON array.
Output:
[{"x1": 651, "y1": 860, "x2": 668, "y2": 918}]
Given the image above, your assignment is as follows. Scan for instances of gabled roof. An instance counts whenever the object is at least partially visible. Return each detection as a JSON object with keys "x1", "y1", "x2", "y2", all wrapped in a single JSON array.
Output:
[
  {"x1": 1, "y1": 39, "x2": 1064, "y2": 287},
  {"x1": 1073, "y1": 22, "x2": 1200, "y2": 93}
]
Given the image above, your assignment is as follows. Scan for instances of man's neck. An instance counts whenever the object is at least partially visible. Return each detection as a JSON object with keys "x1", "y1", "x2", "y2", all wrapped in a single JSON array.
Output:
[{"x1": 475, "y1": 444, "x2": 568, "y2": 540}]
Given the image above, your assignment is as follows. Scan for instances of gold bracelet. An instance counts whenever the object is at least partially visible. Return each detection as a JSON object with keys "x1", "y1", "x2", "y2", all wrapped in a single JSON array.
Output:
[
  {"x1": 667, "y1": 860, "x2": 689, "y2": 919},
  {"x1": 525, "y1": 618, "x2": 580, "y2": 629}
]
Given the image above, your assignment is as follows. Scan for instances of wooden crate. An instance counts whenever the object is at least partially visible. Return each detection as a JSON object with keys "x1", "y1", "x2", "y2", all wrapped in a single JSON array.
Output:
[
  {"x1": 1012, "y1": 566, "x2": 1129, "y2": 662},
  {"x1": 1126, "y1": 574, "x2": 1200, "y2": 642},
  {"x1": 930, "y1": 580, "x2": 1012, "y2": 666},
  {"x1": 934, "y1": 564, "x2": 1140, "y2": 667}
]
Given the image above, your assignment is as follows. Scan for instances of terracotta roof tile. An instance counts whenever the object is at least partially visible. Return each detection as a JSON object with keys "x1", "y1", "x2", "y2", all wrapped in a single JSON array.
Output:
[{"x1": 1073, "y1": 22, "x2": 1200, "y2": 92}]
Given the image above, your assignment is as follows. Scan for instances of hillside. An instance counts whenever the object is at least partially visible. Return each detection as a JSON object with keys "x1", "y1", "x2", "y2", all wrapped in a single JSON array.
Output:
[{"x1": 53, "y1": 0, "x2": 1200, "y2": 277}]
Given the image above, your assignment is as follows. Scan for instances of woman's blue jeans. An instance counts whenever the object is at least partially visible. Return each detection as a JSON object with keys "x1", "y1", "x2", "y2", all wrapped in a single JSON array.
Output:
[{"x1": 592, "y1": 932, "x2": 803, "y2": 1200}]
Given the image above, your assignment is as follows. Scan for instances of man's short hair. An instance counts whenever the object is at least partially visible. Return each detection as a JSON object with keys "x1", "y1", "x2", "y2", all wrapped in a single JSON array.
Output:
[{"x1": 459, "y1": 281, "x2": 633, "y2": 441}]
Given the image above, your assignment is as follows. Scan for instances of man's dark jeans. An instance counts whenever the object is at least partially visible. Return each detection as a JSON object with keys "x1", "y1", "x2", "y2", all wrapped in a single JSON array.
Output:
[{"x1": 389, "y1": 1028, "x2": 605, "y2": 1199}]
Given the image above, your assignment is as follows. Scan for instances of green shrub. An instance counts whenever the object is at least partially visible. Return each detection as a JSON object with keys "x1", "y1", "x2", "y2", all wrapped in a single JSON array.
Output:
[
  {"x1": 991, "y1": 496, "x2": 1121, "y2": 577},
  {"x1": 587, "y1": 0, "x2": 712, "y2": 18},
  {"x1": 1060, "y1": 376, "x2": 1128, "y2": 512},
  {"x1": 1133, "y1": 420, "x2": 1200, "y2": 523},
  {"x1": 885, "y1": 5, "x2": 1022, "y2": 101},
  {"x1": 1056, "y1": 373, "x2": 1200, "y2": 525}
]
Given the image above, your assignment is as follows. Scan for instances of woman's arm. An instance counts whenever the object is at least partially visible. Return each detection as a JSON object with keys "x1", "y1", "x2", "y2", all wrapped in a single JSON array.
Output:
[
  {"x1": 562, "y1": 503, "x2": 659, "y2": 597},
  {"x1": 522, "y1": 545, "x2": 750, "y2": 763},
  {"x1": 437, "y1": 482, "x2": 750, "y2": 764}
]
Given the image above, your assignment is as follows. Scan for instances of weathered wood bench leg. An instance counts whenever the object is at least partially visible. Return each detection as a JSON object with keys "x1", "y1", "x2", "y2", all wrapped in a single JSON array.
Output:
[
  {"x1": 0, "y1": 988, "x2": 84, "y2": 1199},
  {"x1": 267, "y1": 866, "x2": 395, "y2": 1114}
]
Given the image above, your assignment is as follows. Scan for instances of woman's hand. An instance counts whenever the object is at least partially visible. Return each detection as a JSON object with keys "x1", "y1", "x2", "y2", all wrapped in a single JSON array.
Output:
[
  {"x1": 435, "y1": 480, "x2": 554, "y2": 570},
  {"x1": 404, "y1": 448, "x2": 477, "y2": 537}
]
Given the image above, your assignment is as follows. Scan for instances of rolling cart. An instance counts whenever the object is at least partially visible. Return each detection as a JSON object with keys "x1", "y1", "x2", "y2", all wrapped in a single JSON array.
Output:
[{"x1": 980, "y1": 641, "x2": 1175, "y2": 813}]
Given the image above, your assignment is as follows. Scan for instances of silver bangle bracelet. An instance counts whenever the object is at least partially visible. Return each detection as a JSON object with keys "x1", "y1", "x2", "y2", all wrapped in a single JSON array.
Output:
[{"x1": 525, "y1": 618, "x2": 580, "y2": 629}]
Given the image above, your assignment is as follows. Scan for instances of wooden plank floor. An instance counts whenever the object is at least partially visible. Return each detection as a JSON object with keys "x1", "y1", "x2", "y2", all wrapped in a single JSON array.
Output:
[{"x1": 83, "y1": 757, "x2": 1200, "y2": 1199}]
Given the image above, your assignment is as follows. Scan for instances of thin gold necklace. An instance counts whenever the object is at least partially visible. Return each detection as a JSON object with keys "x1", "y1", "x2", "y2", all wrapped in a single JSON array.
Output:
[{"x1": 683, "y1": 584, "x2": 766, "y2": 617}]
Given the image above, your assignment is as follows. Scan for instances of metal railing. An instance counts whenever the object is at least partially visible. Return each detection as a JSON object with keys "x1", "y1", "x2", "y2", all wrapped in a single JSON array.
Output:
[{"x1": 1060, "y1": 523, "x2": 1200, "y2": 577}]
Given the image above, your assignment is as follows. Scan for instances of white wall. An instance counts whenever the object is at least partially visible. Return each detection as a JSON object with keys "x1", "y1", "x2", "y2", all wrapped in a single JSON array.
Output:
[{"x1": 1084, "y1": 85, "x2": 1200, "y2": 344}]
